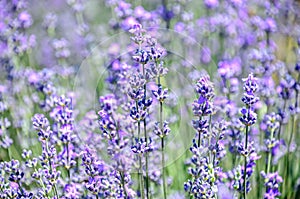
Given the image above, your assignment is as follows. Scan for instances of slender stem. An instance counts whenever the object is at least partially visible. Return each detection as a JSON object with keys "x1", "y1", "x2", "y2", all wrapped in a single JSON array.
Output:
[
  {"x1": 266, "y1": 31, "x2": 270, "y2": 47},
  {"x1": 45, "y1": 141, "x2": 59, "y2": 199},
  {"x1": 53, "y1": 185, "x2": 59, "y2": 199},
  {"x1": 66, "y1": 142, "x2": 71, "y2": 184},
  {"x1": 144, "y1": 131, "x2": 149, "y2": 199},
  {"x1": 197, "y1": 116, "x2": 202, "y2": 147},
  {"x1": 208, "y1": 114, "x2": 212, "y2": 163},
  {"x1": 197, "y1": 132, "x2": 201, "y2": 148},
  {"x1": 142, "y1": 63, "x2": 150, "y2": 199},
  {"x1": 121, "y1": 171, "x2": 128, "y2": 198},
  {"x1": 243, "y1": 125, "x2": 249, "y2": 199},
  {"x1": 144, "y1": 123, "x2": 149, "y2": 199},
  {"x1": 266, "y1": 129, "x2": 274, "y2": 175},
  {"x1": 33, "y1": 165, "x2": 50, "y2": 198},
  {"x1": 161, "y1": 137, "x2": 167, "y2": 199},
  {"x1": 265, "y1": 129, "x2": 274, "y2": 196},
  {"x1": 160, "y1": 100, "x2": 166, "y2": 199},
  {"x1": 285, "y1": 114, "x2": 296, "y2": 194},
  {"x1": 136, "y1": 101, "x2": 141, "y2": 139},
  {"x1": 278, "y1": 100, "x2": 287, "y2": 141},
  {"x1": 139, "y1": 155, "x2": 145, "y2": 199},
  {"x1": 275, "y1": 99, "x2": 287, "y2": 182},
  {"x1": 135, "y1": 99, "x2": 143, "y2": 197},
  {"x1": 158, "y1": 73, "x2": 167, "y2": 198}
]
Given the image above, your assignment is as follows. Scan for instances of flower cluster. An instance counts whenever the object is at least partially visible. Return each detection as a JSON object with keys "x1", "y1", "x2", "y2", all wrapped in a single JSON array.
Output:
[
  {"x1": 260, "y1": 171, "x2": 283, "y2": 199},
  {"x1": 81, "y1": 147, "x2": 132, "y2": 198},
  {"x1": 192, "y1": 75, "x2": 215, "y2": 117},
  {"x1": 1, "y1": 1, "x2": 300, "y2": 199},
  {"x1": 239, "y1": 73, "x2": 259, "y2": 126},
  {"x1": 185, "y1": 76, "x2": 228, "y2": 198},
  {"x1": 31, "y1": 113, "x2": 61, "y2": 198}
]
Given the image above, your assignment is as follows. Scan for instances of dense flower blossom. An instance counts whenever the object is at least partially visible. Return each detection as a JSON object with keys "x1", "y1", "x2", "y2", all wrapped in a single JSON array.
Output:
[
  {"x1": 261, "y1": 171, "x2": 283, "y2": 199},
  {"x1": 153, "y1": 121, "x2": 171, "y2": 138},
  {"x1": 239, "y1": 108, "x2": 257, "y2": 126},
  {"x1": 131, "y1": 138, "x2": 154, "y2": 154},
  {"x1": 239, "y1": 74, "x2": 259, "y2": 127},
  {"x1": 185, "y1": 76, "x2": 227, "y2": 199},
  {"x1": 196, "y1": 75, "x2": 215, "y2": 100},
  {"x1": 152, "y1": 86, "x2": 168, "y2": 102},
  {"x1": 1, "y1": 1, "x2": 300, "y2": 199}
]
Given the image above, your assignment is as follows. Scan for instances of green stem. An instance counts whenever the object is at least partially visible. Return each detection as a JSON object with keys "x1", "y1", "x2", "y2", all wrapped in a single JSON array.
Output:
[
  {"x1": 142, "y1": 63, "x2": 150, "y2": 199},
  {"x1": 266, "y1": 31, "x2": 270, "y2": 47},
  {"x1": 66, "y1": 142, "x2": 71, "y2": 184},
  {"x1": 53, "y1": 184, "x2": 59, "y2": 199},
  {"x1": 266, "y1": 129, "x2": 274, "y2": 175},
  {"x1": 162, "y1": 137, "x2": 167, "y2": 199},
  {"x1": 208, "y1": 114, "x2": 212, "y2": 163},
  {"x1": 278, "y1": 100, "x2": 286, "y2": 141},
  {"x1": 121, "y1": 171, "x2": 128, "y2": 198},
  {"x1": 265, "y1": 128, "x2": 273, "y2": 197},
  {"x1": 158, "y1": 73, "x2": 167, "y2": 198},
  {"x1": 136, "y1": 101, "x2": 141, "y2": 139},
  {"x1": 197, "y1": 116, "x2": 202, "y2": 147},
  {"x1": 144, "y1": 130, "x2": 149, "y2": 199},
  {"x1": 139, "y1": 155, "x2": 145, "y2": 199},
  {"x1": 243, "y1": 125, "x2": 249, "y2": 199},
  {"x1": 285, "y1": 114, "x2": 296, "y2": 195},
  {"x1": 136, "y1": 93, "x2": 143, "y2": 198},
  {"x1": 34, "y1": 166, "x2": 50, "y2": 199},
  {"x1": 45, "y1": 141, "x2": 59, "y2": 198}
]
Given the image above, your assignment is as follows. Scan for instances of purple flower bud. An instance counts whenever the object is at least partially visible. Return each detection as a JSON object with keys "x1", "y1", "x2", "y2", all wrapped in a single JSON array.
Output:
[
  {"x1": 153, "y1": 121, "x2": 171, "y2": 138},
  {"x1": 148, "y1": 47, "x2": 165, "y2": 61},
  {"x1": 261, "y1": 171, "x2": 283, "y2": 199},
  {"x1": 242, "y1": 73, "x2": 259, "y2": 94},
  {"x1": 239, "y1": 108, "x2": 257, "y2": 126},
  {"x1": 152, "y1": 86, "x2": 168, "y2": 103},
  {"x1": 132, "y1": 49, "x2": 150, "y2": 64},
  {"x1": 131, "y1": 138, "x2": 154, "y2": 153},
  {"x1": 196, "y1": 75, "x2": 215, "y2": 100},
  {"x1": 192, "y1": 99, "x2": 214, "y2": 116},
  {"x1": 241, "y1": 92, "x2": 259, "y2": 106}
]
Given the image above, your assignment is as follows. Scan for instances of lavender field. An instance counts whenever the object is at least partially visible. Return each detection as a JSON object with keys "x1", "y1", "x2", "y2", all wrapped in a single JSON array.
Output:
[{"x1": 1, "y1": 0, "x2": 300, "y2": 198}]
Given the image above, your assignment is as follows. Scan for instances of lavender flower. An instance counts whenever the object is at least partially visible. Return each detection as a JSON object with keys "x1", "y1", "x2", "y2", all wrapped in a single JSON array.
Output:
[
  {"x1": 131, "y1": 138, "x2": 154, "y2": 154},
  {"x1": 31, "y1": 113, "x2": 60, "y2": 198},
  {"x1": 239, "y1": 73, "x2": 259, "y2": 198},
  {"x1": 153, "y1": 121, "x2": 171, "y2": 138},
  {"x1": 2, "y1": 1, "x2": 300, "y2": 199},
  {"x1": 261, "y1": 171, "x2": 283, "y2": 199},
  {"x1": 152, "y1": 86, "x2": 168, "y2": 103}
]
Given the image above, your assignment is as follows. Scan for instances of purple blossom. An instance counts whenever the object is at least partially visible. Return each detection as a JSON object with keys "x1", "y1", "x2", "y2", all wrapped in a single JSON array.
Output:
[
  {"x1": 153, "y1": 121, "x2": 171, "y2": 138},
  {"x1": 152, "y1": 86, "x2": 168, "y2": 102},
  {"x1": 242, "y1": 73, "x2": 259, "y2": 94},
  {"x1": 261, "y1": 171, "x2": 283, "y2": 199},
  {"x1": 239, "y1": 108, "x2": 257, "y2": 126},
  {"x1": 196, "y1": 75, "x2": 215, "y2": 101},
  {"x1": 131, "y1": 138, "x2": 154, "y2": 154}
]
